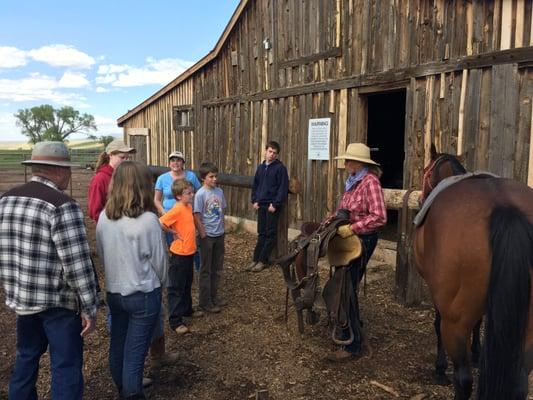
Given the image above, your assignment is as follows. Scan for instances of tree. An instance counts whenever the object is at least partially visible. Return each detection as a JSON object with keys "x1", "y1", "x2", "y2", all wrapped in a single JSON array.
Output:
[
  {"x1": 14, "y1": 104, "x2": 97, "y2": 143},
  {"x1": 98, "y1": 135, "x2": 116, "y2": 148}
]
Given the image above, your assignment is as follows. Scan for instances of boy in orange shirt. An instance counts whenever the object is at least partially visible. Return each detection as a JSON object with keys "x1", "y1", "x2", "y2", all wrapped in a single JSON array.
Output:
[{"x1": 159, "y1": 179, "x2": 198, "y2": 335}]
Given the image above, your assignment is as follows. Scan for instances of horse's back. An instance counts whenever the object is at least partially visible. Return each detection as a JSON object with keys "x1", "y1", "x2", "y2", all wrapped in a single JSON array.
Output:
[{"x1": 414, "y1": 176, "x2": 533, "y2": 319}]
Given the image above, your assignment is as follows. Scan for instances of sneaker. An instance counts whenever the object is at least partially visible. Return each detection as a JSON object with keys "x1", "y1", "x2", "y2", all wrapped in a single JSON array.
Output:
[
  {"x1": 192, "y1": 310, "x2": 204, "y2": 318},
  {"x1": 245, "y1": 261, "x2": 257, "y2": 272},
  {"x1": 214, "y1": 298, "x2": 228, "y2": 307},
  {"x1": 199, "y1": 304, "x2": 221, "y2": 314},
  {"x1": 251, "y1": 261, "x2": 266, "y2": 272},
  {"x1": 174, "y1": 325, "x2": 190, "y2": 335},
  {"x1": 142, "y1": 377, "x2": 154, "y2": 387}
]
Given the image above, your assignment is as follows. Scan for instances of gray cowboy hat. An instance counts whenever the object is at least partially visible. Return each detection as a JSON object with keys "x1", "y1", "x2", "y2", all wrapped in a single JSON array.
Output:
[{"x1": 21, "y1": 141, "x2": 80, "y2": 168}]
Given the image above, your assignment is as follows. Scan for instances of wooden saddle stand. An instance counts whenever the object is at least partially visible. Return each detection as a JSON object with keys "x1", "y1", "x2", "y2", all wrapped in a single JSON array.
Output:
[{"x1": 276, "y1": 210, "x2": 362, "y2": 346}]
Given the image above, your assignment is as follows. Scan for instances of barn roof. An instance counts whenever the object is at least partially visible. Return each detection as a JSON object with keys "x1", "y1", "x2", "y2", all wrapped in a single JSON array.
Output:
[{"x1": 117, "y1": 0, "x2": 247, "y2": 126}]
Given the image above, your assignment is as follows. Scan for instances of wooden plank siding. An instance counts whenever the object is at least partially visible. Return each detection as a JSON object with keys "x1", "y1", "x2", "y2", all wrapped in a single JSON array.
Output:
[{"x1": 118, "y1": 0, "x2": 533, "y2": 229}]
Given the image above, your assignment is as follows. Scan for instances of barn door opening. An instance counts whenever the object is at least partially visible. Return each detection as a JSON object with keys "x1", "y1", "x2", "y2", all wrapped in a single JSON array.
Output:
[{"x1": 365, "y1": 90, "x2": 406, "y2": 241}]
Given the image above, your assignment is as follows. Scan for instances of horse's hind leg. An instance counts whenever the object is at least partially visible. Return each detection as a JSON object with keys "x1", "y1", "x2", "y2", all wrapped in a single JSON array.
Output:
[
  {"x1": 442, "y1": 321, "x2": 473, "y2": 400},
  {"x1": 434, "y1": 310, "x2": 450, "y2": 385},
  {"x1": 470, "y1": 319, "x2": 481, "y2": 368}
]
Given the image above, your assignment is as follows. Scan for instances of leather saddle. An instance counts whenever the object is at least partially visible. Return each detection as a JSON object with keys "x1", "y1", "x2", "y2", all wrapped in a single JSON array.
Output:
[{"x1": 276, "y1": 209, "x2": 362, "y2": 334}]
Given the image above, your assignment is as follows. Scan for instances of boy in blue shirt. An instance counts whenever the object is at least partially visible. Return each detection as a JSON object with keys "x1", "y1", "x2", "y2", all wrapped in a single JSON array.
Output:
[
  {"x1": 193, "y1": 162, "x2": 227, "y2": 313},
  {"x1": 246, "y1": 141, "x2": 289, "y2": 272}
]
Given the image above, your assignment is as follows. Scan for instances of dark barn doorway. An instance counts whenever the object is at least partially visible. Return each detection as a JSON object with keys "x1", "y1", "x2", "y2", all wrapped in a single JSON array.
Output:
[{"x1": 366, "y1": 90, "x2": 406, "y2": 241}]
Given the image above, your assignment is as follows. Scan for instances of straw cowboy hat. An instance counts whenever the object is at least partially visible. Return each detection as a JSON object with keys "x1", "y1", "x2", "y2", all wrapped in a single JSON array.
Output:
[
  {"x1": 21, "y1": 141, "x2": 79, "y2": 168},
  {"x1": 335, "y1": 143, "x2": 379, "y2": 166}
]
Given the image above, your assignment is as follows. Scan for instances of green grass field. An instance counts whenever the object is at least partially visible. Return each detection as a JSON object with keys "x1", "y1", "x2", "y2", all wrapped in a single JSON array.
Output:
[{"x1": 0, "y1": 139, "x2": 104, "y2": 168}]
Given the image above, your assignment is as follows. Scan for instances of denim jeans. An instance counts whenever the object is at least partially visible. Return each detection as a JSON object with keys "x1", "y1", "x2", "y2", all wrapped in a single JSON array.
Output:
[
  {"x1": 167, "y1": 254, "x2": 194, "y2": 329},
  {"x1": 253, "y1": 205, "x2": 282, "y2": 263},
  {"x1": 344, "y1": 232, "x2": 378, "y2": 354},
  {"x1": 107, "y1": 288, "x2": 161, "y2": 398},
  {"x1": 9, "y1": 307, "x2": 84, "y2": 400}
]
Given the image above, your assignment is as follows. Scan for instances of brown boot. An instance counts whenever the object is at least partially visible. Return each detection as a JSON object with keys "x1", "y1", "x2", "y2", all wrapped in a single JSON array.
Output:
[
  {"x1": 150, "y1": 335, "x2": 179, "y2": 369},
  {"x1": 150, "y1": 336, "x2": 165, "y2": 361}
]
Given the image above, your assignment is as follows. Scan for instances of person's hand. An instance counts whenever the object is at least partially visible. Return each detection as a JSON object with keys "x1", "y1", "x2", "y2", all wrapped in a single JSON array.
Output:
[
  {"x1": 80, "y1": 312, "x2": 95, "y2": 337},
  {"x1": 253, "y1": 202, "x2": 260, "y2": 210},
  {"x1": 268, "y1": 204, "x2": 276, "y2": 213},
  {"x1": 337, "y1": 225, "x2": 354, "y2": 239}
]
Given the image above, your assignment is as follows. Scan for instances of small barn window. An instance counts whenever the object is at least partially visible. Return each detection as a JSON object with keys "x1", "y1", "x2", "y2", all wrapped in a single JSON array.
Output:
[{"x1": 173, "y1": 105, "x2": 194, "y2": 131}]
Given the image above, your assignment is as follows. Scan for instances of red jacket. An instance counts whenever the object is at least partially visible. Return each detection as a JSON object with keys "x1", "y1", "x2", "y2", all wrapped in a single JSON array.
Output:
[{"x1": 87, "y1": 164, "x2": 113, "y2": 222}]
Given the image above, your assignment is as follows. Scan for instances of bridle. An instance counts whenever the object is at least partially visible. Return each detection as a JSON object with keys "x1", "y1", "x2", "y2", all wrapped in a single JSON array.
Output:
[
  {"x1": 421, "y1": 155, "x2": 445, "y2": 202},
  {"x1": 421, "y1": 153, "x2": 467, "y2": 203}
]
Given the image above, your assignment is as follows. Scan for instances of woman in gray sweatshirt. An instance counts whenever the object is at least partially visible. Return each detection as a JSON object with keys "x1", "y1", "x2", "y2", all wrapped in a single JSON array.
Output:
[{"x1": 96, "y1": 161, "x2": 167, "y2": 399}]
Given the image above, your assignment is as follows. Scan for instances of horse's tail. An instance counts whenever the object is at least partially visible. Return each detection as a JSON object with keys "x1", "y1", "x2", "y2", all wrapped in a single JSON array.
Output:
[{"x1": 478, "y1": 205, "x2": 533, "y2": 399}]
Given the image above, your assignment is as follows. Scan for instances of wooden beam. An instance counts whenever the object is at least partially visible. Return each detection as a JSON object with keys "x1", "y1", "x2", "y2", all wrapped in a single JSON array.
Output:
[
  {"x1": 200, "y1": 47, "x2": 533, "y2": 108},
  {"x1": 457, "y1": 70, "x2": 469, "y2": 155},
  {"x1": 278, "y1": 47, "x2": 342, "y2": 69},
  {"x1": 528, "y1": 101, "x2": 533, "y2": 187},
  {"x1": 500, "y1": 0, "x2": 512, "y2": 50}
]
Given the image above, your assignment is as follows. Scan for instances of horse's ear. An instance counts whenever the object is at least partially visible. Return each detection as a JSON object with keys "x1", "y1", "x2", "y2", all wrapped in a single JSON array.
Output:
[{"x1": 430, "y1": 143, "x2": 438, "y2": 160}]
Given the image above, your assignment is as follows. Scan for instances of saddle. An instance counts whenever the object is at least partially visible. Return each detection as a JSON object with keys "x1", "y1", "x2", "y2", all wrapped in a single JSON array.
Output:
[{"x1": 276, "y1": 209, "x2": 362, "y2": 335}]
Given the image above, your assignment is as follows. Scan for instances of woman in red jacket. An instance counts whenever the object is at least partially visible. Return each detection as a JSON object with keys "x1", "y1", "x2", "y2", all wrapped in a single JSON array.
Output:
[{"x1": 87, "y1": 139, "x2": 136, "y2": 222}]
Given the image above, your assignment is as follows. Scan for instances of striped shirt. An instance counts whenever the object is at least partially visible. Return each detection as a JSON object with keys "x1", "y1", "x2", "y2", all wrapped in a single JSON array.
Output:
[
  {"x1": 338, "y1": 173, "x2": 387, "y2": 234},
  {"x1": 0, "y1": 176, "x2": 98, "y2": 317}
]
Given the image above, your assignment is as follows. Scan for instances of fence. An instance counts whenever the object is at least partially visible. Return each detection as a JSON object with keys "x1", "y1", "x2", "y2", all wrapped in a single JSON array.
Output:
[{"x1": 0, "y1": 149, "x2": 102, "y2": 169}]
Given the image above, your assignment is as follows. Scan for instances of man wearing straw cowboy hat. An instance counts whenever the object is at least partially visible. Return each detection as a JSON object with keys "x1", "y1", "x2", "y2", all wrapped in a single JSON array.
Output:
[
  {"x1": 326, "y1": 142, "x2": 387, "y2": 362},
  {"x1": 0, "y1": 141, "x2": 98, "y2": 398}
]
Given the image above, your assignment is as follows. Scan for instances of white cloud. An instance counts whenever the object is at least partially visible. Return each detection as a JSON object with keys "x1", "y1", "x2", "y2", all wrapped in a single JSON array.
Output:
[
  {"x1": 95, "y1": 87, "x2": 109, "y2": 93},
  {"x1": 0, "y1": 46, "x2": 28, "y2": 68},
  {"x1": 0, "y1": 73, "x2": 82, "y2": 104},
  {"x1": 0, "y1": 112, "x2": 17, "y2": 138},
  {"x1": 94, "y1": 114, "x2": 122, "y2": 135},
  {"x1": 58, "y1": 71, "x2": 89, "y2": 88},
  {"x1": 95, "y1": 74, "x2": 117, "y2": 85},
  {"x1": 28, "y1": 44, "x2": 95, "y2": 69},
  {"x1": 97, "y1": 64, "x2": 130, "y2": 74},
  {"x1": 97, "y1": 57, "x2": 194, "y2": 88}
]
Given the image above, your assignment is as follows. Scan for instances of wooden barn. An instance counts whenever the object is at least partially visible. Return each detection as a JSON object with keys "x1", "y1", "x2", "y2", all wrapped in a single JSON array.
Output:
[{"x1": 117, "y1": 0, "x2": 533, "y2": 301}]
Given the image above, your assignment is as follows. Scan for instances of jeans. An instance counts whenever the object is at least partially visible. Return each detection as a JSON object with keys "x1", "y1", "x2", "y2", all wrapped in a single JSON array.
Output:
[
  {"x1": 345, "y1": 232, "x2": 378, "y2": 354},
  {"x1": 9, "y1": 307, "x2": 84, "y2": 400},
  {"x1": 167, "y1": 254, "x2": 194, "y2": 329},
  {"x1": 253, "y1": 204, "x2": 282, "y2": 263},
  {"x1": 198, "y1": 235, "x2": 225, "y2": 308},
  {"x1": 107, "y1": 288, "x2": 161, "y2": 398}
]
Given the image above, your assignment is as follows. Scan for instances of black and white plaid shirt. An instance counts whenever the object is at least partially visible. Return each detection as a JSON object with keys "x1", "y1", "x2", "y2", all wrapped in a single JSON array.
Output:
[{"x1": 0, "y1": 176, "x2": 98, "y2": 317}]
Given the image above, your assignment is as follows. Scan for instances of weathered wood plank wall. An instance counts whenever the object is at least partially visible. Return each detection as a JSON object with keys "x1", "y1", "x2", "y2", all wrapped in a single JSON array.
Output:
[{"x1": 119, "y1": 0, "x2": 533, "y2": 228}]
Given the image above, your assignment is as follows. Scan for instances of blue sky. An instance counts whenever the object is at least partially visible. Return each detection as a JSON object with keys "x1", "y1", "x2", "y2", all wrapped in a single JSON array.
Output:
[{"x1": 0, "y1": 0, "x2": 240, "y2": 142}]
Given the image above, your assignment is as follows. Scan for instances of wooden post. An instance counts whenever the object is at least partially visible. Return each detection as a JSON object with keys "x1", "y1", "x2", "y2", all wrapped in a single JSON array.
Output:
[{"x1": 148, "y1": 166, "x2": 300, "y2": 262}]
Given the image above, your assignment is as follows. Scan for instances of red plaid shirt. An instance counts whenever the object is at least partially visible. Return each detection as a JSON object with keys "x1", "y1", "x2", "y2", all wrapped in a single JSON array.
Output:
[{"x1": 338, "y1": 173, "x2": 387, "y2": 234}]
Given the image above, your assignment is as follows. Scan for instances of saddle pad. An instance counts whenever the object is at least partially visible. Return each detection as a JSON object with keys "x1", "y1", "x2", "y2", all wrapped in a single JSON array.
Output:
[
  {"x1": 413, "y1": 171, "x2": 498, "y2": 227},
  {"x1": 327, "y1": 234, "x2": 362, "y2": 266}
]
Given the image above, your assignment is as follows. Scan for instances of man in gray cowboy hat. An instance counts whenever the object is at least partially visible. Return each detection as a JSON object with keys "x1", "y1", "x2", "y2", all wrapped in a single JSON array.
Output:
[{"x1": 0, "y1": 141, "x2": 98, "y2": 399}]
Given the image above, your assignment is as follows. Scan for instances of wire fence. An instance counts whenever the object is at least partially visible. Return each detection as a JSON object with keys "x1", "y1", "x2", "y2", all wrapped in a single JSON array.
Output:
[{"x1": 0, "y1": 149, "x2": 102, "y2": 169}]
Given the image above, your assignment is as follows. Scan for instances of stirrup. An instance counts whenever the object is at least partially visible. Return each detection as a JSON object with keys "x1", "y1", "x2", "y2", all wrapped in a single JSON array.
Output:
[{"x1": 331, "y1": 325, "x2": 354, "y2": 346}]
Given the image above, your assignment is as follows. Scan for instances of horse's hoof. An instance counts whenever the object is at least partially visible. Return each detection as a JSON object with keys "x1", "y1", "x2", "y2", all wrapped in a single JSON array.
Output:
[{"x1": 435, "y1": 373, "x2": 451, "y2": 386}]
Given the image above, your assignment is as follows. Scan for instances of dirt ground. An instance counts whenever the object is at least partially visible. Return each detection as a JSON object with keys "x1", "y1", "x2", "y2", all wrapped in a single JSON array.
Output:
[{"x1": 1, "y1": 228, "x2": 461, "y2": 400}]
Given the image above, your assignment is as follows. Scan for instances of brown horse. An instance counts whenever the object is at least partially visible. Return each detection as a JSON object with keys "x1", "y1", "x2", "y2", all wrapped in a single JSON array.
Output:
[{"x1": 413, "y1": 145, "x2": 533, "y2": 399}]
